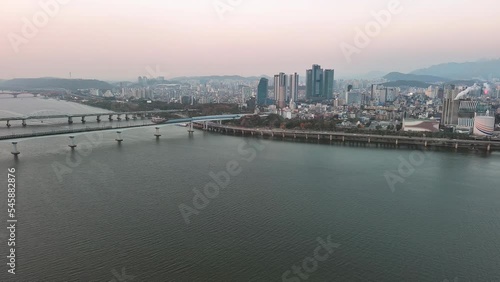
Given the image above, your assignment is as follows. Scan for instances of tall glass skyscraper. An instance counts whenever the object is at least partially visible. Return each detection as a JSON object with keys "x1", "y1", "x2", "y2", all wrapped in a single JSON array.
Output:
[
  {"x1": 324, "y1": 69, "x2": 335, "y2": 99},
  {"x1": 290, "y1": 73, "x2": 299, "y2": 102},
  {"x1": 306, "y1": 64, "x2": 335, "y2": 101},
  {"x1": 306, "y1": 69, "x2": 312, "y2": 100},
  {"x1": 257, "y1": 78, "x2": 269, "y2": 106}
]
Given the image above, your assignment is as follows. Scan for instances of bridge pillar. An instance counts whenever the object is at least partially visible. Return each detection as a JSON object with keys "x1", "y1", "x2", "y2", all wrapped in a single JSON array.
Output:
[
  {"x1": 282, "y1": 133, "x2": 285, "y2": 138},
  {"x1": 109, "y1": 115, "x2": 113, "y2": 121},
  {"x1": 68, "y1": 136, "x2": 77, "y2": 149},
  {"x1": 155, "y1": 127, "x2": 161, "y2": 138},
  {"x1": 261, "y1": 131, "x2": 263, "y2": 136},
  {"x1": 455, "y1": 143, "x2": 458, "y2": 149},
  {"x1": 342, "y1": 136, "x2": 345, "y2": 142},
  {"x1": 294, "y1": 134, "x2": 296, "y2": 139},
  {"x1": 396, "y1": 139, "x2": 399, "y2": 146},
  {"x1": 116, "y1": 131, "x2": 123, "y2": 143},
  {"x1": 330, "y1": 135, "x2": 332, "y2": 141},
  {"x1": 487, "y1": 144, "x2": 491, "y2": 151},
  {"x1": 133, "y1": 114, "x2": 137, "y2": 120},
  {"x1": 13, "y1": 94, "x2": 18, "y2": 98},
  {"x1": 22, "y1": 119, "x2": 27, "y2": 127},
  {"x1": 318, "y1": 134, "x2": 320, "y2": 140},
  {"x1": 188, "y1": 122, "x2": 194, "y2": 134},
  {"x1": 81, "y1": 116, "x2": 86, "y2": 123},
  {"x1": 271, "y1": 131, "x2": 274, "y2": 137},
  {"x1": 305, "y1": 134, "x2": 308, "y2": 140},
  {"x1": 368, "y1": 138, "x2": 371, "y2": 143},
  {"x1": 117, "y1": 115, "x2": 122, "y2": 121},
  {"x1": 125, "y1": 114, "x2": 129, "y2": 121},
  {"x1": 11, "y1": 142, "x2": 20, "y2": 156},
  {"x1": 6, "y1": 120, "x2": 10, "y2": 128},
  {"x1": 97, "y1": 116, "x2": 101, "y2": 123}
]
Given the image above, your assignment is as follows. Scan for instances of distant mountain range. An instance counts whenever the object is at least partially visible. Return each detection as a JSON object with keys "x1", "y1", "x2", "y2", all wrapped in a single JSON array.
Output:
[
  {"x1": 410, "y1": 59, "x2": 500, "y2": 80},
  {"x1": 0, "y1": 78, "x2": 113, "y2": 91},
  {"x1": 1, "y1": 59, "x2": 498, "y2": 90},
  {"x1": 383, "y1": 72, "x2": 449, "y2": 83},
  {"x1": 171, "y1": 75, "x2": 270, "y2": 82},
  {"x1": 375, "y1": 59, "x2": 500, "y2": 85},
  {"x1": 381, "y1": 80, "x2": 433, "y2": 88},
  {"x1": 338, "y1": 71, "x2": 387, "y2": 80}
]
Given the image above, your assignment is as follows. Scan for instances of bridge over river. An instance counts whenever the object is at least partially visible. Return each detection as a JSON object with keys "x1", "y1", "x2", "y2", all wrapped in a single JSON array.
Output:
[
  {"x1": 0, "y1": 109, "x2": 198, "y2": 127},
  {"x1": 1, "y1": 114, "x2": 248, "y2": 156}
]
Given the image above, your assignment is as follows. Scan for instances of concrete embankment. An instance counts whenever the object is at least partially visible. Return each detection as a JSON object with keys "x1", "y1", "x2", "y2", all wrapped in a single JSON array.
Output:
[{"x1": 195, "y1": 122, "x2": 500, "y2": 152}]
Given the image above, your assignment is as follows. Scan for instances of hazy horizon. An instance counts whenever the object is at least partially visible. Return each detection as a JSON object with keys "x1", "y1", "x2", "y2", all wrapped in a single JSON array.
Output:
[{"x1": 1, "y1": 0, "x2": 499, "y2": 81}]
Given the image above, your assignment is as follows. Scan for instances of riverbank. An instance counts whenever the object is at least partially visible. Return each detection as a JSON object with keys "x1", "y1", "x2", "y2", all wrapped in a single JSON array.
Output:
[{"x1": 195, "y1": 122, "x2": 500, "y2": 152}]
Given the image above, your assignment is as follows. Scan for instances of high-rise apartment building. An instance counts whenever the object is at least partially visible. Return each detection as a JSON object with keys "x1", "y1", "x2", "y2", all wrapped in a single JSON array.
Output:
[
  {"x1": 274, "y1": 73, "x2": 287, "y2": 108},
  {"x1": 371, "y1": 85, "x2": 399, "y2": 105},
  {"x1": 442, "y1": 85, "x2": 460, "y2": 125},
  {"x1": 274, "y1": 75, "x2": 279, "y2": 100}
]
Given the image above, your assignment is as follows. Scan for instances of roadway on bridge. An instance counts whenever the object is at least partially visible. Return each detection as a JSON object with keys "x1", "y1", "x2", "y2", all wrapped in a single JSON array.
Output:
[{"x1": 0, "y1": 109, "x2": 196, "y2": 121}]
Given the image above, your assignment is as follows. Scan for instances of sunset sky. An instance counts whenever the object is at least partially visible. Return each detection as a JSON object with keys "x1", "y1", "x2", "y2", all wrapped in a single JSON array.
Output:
[{"x1": 1, "y1": 0, "x2": 498, "y2": 80}]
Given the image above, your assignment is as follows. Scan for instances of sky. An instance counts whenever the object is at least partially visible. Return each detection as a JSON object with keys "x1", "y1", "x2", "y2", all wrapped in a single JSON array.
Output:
[{"x1": 0, "y1": 0, "x2": 499, "y2": 81}]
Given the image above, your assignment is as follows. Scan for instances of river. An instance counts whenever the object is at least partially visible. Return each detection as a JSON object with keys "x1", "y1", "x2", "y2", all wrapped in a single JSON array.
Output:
[{"x1": 0, "y1": 96, "x2": 499, "y2": 281}]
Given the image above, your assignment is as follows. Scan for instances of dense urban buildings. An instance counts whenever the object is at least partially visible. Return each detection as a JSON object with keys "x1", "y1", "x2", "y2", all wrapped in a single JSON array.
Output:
[{"x1": 59, "y1": 64, "x2": 499, "y2": 137}]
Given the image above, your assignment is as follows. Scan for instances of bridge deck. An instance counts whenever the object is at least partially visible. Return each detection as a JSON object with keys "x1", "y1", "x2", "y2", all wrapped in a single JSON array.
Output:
[
  {"x1": 0, "y1": 110, "x2": 198, "y2": 121},
  {"x1": 0, "y1": 115, "x2": 244, "y2": 141}
]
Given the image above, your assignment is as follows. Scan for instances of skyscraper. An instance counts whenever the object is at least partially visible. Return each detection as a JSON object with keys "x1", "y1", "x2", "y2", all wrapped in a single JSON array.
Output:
[
  {"x1": 257, "y1": 78, "x2": 268, "y2": 106},
  {"x1": 306, "y1": 69, "x2": 312, "y2": 100},
  {"x1": 306, "y1": 64, "x2": 334, "y2": 101},
  {"x1": 442, "y1": 85, "x2": 460, "y2": 125},
  {"x1": 346, "y1": 84, "x2": 353, "y2": 102},
  {"x1": 312, "y1": 64, "x2": 323, "y2": 99},
  {"x1": 323, "y1": 69, "x2": 335, "y2": 99},
  {"x1": 274, "y1": 73, "x2": 287, "y2": 108},
  {"x1": 290, "y1": 73, "x2": 299, "y2": 102},
  {"x1": 274, "y1": 74, "x2": 280, "y2": 101}
]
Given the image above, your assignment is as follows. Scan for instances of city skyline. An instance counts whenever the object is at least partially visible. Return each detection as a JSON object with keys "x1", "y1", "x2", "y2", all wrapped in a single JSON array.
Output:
[{"x1": 2, "y1": 0, "x2": 499, "y2": 80}]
